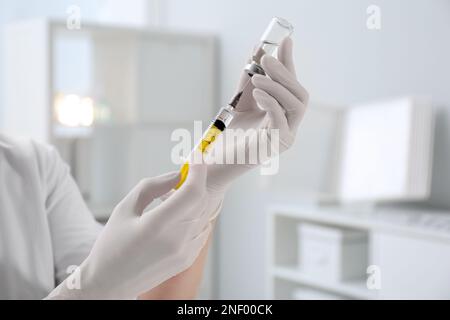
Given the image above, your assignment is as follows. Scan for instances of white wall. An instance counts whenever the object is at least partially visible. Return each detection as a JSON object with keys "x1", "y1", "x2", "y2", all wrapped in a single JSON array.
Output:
[{"x1": 165, "y1": 0, "x2": 450, "y2": 298}]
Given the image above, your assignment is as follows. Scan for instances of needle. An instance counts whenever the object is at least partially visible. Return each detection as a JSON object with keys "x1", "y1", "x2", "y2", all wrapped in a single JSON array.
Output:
[{"x1": 229, "y1": 77, "x2": 252, "y2": 108}]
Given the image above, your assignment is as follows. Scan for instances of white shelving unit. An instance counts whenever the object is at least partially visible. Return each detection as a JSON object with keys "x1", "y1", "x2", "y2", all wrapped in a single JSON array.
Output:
[
  {"x1": 272, "y1": 266, "x2": 373, "y2": 300},
  {"x1": 267, "y1": 205, "x2": 450, "y2": 299}
]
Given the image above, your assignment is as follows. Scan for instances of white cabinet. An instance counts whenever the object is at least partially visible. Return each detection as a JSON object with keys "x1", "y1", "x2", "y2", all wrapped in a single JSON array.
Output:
[
  {"x1": 372, "y1": 232, "x2": 450, "y2": 299},
  {"x1": 267, "y1": 206, "x2": 450, "y2": 299},
  {"x1": 4, "y1": 20, "x2": 216, "y2": 138}
]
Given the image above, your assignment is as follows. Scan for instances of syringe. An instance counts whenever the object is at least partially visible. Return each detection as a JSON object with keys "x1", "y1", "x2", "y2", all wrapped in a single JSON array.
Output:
[
  {"x1": 174, "y1": 90, "x2": 244, "y2": 189},
  {"x1": 175, "y1": 17, "x2": 294, "y2": 189}
]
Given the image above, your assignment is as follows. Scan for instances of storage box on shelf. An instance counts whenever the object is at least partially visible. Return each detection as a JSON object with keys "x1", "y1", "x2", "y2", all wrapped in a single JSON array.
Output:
[{"x1": 297, "y1": 223, "x2": 368, "y2": 282}]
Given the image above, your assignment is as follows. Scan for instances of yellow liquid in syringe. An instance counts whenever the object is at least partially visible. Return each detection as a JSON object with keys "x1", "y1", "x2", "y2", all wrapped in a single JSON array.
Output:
[
  {"x1": 175, "y1": 124, "x2": 223, "y2": 190},
  {"x1": 174, "y1": 91, "x2": 241, "y2": 190}
]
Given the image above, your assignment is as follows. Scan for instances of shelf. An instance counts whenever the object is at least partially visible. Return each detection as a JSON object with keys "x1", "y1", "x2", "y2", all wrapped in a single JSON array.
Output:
[
  {"x1": 268, "y1": 206, "x2": 450, "y2": 299},
  {"x1": 270, "y1": 205, "x2": 450, "y2": 244},
  {"x1": 271, "y1": 266, "x2": 377, "y2": 300}
]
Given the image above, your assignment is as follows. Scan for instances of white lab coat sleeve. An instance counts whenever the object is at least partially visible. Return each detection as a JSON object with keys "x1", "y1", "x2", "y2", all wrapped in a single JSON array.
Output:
[{"x1": 34, "y1": 141, "x2": 103, "y2": 285}]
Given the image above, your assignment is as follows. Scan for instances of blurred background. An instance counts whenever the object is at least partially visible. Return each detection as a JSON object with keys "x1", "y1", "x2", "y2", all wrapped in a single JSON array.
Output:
[{"x1": 1, "y1": 0, "x2": 450, "y2": 299}]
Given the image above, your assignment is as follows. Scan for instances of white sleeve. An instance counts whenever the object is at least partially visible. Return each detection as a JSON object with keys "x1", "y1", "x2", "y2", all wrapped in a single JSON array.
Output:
[{"x1": 35, "y1": 142, "x2": 103, "y2": 285}]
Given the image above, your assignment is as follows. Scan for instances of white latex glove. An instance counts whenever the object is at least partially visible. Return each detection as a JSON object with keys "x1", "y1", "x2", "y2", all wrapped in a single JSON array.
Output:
[
  {"x1": 206, "y1": 37, "x2": 309, "y2": 195},
  {"x1": 47, "y1": 157, "x2": 216, "y2": 300}
]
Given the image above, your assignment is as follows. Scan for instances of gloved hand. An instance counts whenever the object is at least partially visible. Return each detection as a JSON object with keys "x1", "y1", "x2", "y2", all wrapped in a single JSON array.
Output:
[
  {"x1": 47, "y1": 155, "x2": 216, "y2": 300},
  {"x1": 206, "y1": 37, "x2": 309, "y2": 196}
]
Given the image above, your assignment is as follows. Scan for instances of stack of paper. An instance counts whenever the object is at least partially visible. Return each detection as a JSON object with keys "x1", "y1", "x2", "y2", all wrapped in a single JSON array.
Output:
[{"x1": 338, "y1": 97, "x2": 434, "y2": 202}]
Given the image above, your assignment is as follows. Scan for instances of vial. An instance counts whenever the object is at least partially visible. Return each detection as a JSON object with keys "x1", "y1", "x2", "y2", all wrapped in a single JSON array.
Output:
[{"x1": 246, "y1": 17, "x2": 294, "y2": 76}]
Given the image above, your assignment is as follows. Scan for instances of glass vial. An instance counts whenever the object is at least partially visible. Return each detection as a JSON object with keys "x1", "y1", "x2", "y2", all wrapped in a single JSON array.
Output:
[{"x1": 247, "y1": 17, "x2": 294, "y2": 75}]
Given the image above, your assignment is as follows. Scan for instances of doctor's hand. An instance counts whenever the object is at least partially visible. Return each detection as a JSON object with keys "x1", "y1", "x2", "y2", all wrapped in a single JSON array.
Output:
[
  {"x1": 47, "y1": 157, "x2": 213, "y2": 300},
  {"x1": 206, "y1": 37, "x2": 309, "y2": 196}
]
